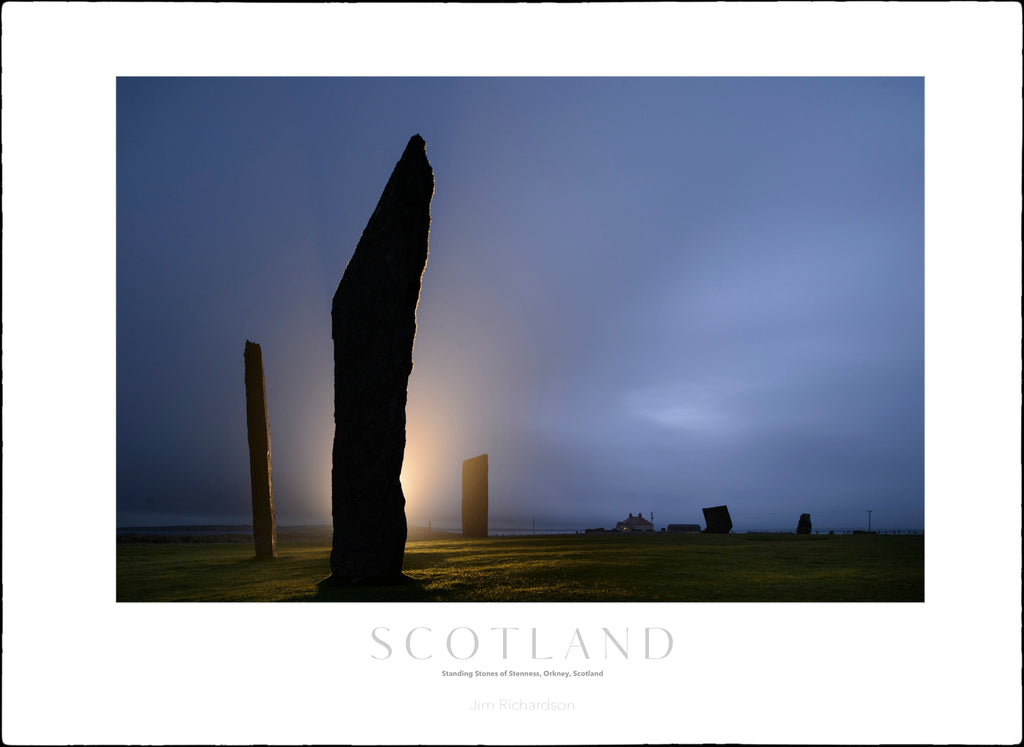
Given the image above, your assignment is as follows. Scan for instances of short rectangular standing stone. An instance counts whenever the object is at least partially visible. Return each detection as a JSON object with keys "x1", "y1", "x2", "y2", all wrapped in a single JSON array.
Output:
[
  {"x1": 244, "y1": 340, "x2": 277, "y2": 558},
  {"x1": 701, "y1": 504, "x2": 733, "y2": 534},
  {"x1": 462, "y1": 454, "x2": 488, "y2": 539}
]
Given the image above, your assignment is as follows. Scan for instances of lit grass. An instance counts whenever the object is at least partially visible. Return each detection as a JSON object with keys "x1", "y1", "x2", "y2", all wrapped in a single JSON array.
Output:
[{"x1": 117, "y1": 533, "x2": 923, "y2": 602}]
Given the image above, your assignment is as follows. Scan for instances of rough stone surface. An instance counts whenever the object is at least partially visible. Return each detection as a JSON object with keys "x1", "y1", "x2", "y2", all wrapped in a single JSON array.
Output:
[
  {"x1": 461, "y1": 454, "x2": 489, "y2": 539},
  {"x1": 702, "y1": 505, "x2": 733, "y2": 534},
  {"x1": 244, "y1": 340, "x2": 277, "y2": 558},
  {"x1": 797, "y1": 513, "x2": 812, "y2": 534},
  {"x1": 330, "y1": 135, "x2": 434, "y2": 582}
]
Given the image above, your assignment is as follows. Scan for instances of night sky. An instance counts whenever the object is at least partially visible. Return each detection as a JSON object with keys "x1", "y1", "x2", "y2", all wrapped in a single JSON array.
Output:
[{"x1": 116, "y1": 77, "x2": 924, "y2": 532}]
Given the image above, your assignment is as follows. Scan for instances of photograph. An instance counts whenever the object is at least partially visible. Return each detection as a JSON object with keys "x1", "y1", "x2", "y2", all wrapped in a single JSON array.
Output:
[{"x1": 115, "y1": 76, "x2": 925, "y2": 603}]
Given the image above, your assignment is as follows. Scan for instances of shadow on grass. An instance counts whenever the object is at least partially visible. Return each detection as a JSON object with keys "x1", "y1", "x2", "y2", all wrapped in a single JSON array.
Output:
[
  {"x1": 240, "y1": 554, "x2": 311, "y2": 563},
  {"x1": 402, "y1": 550, "x2": 457, "y2": 571},
  {"x1": 281, "y1": 573, "x2": 448, "y2": 602}
]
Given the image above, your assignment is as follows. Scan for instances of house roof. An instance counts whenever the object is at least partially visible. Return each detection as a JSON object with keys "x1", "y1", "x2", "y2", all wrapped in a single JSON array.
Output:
[{"x1": 617, "y1": 513, "x2": 653, "y2": 527}]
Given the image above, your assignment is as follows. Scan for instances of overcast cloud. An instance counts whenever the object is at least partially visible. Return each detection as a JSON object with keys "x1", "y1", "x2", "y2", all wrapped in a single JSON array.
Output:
[{"x1": 117, "y1": 77, "x2": 923, "y2": 532}]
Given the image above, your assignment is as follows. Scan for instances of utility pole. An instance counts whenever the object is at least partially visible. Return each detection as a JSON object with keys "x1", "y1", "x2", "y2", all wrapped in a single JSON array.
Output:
[
  {"x1": 532, "y1": 516, "x2": 535, "y2": 536},
  {"x1": 866, "y1": 509, "x2": 872, "y2": 532}
]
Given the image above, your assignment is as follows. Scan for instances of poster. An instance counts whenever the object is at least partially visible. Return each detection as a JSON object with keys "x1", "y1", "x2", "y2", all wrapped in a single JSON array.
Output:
[{"x1": 3, "y1": 4, "x2": 1021, "y2": 744}]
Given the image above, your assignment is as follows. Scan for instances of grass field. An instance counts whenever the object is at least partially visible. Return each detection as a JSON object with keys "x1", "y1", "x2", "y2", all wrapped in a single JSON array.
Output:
[{"x1": 117, "y1": 532, "x2": 923, "y2": 602}]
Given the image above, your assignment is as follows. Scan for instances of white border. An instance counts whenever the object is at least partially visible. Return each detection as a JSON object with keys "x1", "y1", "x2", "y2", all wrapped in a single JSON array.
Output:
[{"x1": 3, "y1": 3, "x2": 1021, "y2": 745}]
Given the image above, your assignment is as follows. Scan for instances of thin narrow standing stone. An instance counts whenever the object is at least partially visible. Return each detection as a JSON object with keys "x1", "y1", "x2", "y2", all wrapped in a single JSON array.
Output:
[
  {"x1": 244, "y1": 340, "x2": 277, "y2": 558},
  {"x1": 330, "y1": 135, "x2": 434, "y2": 583},
  {"x1": 461, "y1": 454, "x2": 488, "y2": 539}
]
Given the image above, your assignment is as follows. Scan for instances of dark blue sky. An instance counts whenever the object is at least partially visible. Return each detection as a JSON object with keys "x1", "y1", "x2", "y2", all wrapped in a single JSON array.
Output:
[{"x1": 117, "y1": 77, "x2": 923, "y2": 532}]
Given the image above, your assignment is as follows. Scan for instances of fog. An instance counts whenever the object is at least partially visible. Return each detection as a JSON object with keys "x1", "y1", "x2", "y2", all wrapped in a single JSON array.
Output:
[{"x1": 117, "y1": 77, "x2": 923, "y2": 532}]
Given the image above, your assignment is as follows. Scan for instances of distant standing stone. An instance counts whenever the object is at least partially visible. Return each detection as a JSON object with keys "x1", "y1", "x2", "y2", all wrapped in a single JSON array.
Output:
[
  {"x1": 243, "y1": 340, "x2": 278, "y2": 558},
  {"x1": 797, "y1": 513, "x2": 812, "y2": 534},
  {"x1": 462, "y1": 454, "x2": 489, "y2": 539},
  {"x1": 702, "y1": 505, "x2": 733, "y2": 534},
  {"x1": 330, "y1": 135, "x2": 434, "y2": 583}
]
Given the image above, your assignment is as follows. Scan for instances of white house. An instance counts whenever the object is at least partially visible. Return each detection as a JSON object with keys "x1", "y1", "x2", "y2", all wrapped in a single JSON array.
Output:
[{"x1": 615, "y1": 512, "x2": 655, "y2": 533}]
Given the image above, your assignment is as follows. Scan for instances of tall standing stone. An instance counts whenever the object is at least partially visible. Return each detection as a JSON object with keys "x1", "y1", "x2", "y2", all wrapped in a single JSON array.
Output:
[
  {"x1": 461, "y1": 454, "x2": 489, "y2": 539},
  {"x1": 702, "y1": 504, "x2": 733, "y2": 534},
  {"x1": 244, "y1": 340, "x2": 277, "y2": 558},
  {"x1": 797, "y1": 513, "x2": 812, "y2": 534},
  {"x1": 330, "y1": 135, "x2": 434, "y2": 583}
]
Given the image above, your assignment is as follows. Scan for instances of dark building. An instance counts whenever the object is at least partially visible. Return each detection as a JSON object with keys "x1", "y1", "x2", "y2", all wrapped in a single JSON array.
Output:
[{"x1": 615, "y1": 512, "x2": 656, "y2": 533}]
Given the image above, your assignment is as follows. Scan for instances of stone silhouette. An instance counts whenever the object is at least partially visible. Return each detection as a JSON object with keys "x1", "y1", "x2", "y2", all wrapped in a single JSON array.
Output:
[
  {"x1": 797, "y1": 513, "x2": 812, "y2": 534},
  {"x1": 461, "y1": 454, "x2": 489, "y2": 539},
  {"x1": 329, "y1": 135, "x2": 434, "y2": 583},
  {"x1": 702, "y1": 505, "x2": 733, "y2": 534},
  {"x1": 243, "y1": 340, "x2": 277, "y2": 558}
]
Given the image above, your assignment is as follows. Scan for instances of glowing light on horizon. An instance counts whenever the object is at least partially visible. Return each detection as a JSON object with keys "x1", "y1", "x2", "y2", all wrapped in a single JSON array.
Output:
[
  {"x1": 400, "y1": 459, "x2": 417, "y2": 500},
  {"x1": 400, "y1": 434, "x2": 442, "y2": 517}
]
